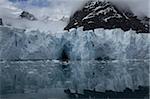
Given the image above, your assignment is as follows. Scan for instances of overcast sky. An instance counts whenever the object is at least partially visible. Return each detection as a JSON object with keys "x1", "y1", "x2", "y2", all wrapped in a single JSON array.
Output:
[
  {"x1": 110, "y1": 0, "x2": 150, "y2": 17},
  {"x1": 0, "y1": 0, "x2": 150, "y2": 17}
]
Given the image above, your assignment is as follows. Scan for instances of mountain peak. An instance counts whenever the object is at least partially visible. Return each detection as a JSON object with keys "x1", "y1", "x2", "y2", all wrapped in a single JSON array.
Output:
[
  {"x1": 20, "y1": 11, "x2": 37, "y2": 21},
  {"x1": 64, "y1": 0, "x2": 149, "y2": 33}
]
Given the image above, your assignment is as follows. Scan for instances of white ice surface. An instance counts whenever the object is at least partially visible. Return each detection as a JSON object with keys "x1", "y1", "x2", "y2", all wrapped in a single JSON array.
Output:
[{"x1": 0, "y1": 26, "x2": 149, "y2": 60}]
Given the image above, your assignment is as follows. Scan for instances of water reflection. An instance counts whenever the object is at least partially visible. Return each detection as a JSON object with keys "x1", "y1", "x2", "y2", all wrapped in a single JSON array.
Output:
[{"x1": 0, "y1": 60, "x2": 149, "y2": 95}]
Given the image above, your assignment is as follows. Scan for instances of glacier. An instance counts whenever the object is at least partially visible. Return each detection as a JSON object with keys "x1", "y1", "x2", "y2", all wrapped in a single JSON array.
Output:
[
  {"x1": 0, "y1": 1, "x2": 149, "y2": 98},
  {"x1": 0, "y1": 26, "x2": 149, "y2": 60},
  {"x1": 0, "y1": 23, "x2": 149, "y2": 99}
]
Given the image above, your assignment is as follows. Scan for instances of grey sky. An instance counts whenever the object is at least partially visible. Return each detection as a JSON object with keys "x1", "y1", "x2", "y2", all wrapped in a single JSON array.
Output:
[{"x1": 0, "y1": 0, "x2": 150, "y2": 17}]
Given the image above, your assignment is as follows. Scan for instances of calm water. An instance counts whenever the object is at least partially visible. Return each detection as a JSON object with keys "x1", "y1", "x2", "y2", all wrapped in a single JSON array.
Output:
[{"x1": 0, "y1": 60, "x2": 149, "y2": 99}]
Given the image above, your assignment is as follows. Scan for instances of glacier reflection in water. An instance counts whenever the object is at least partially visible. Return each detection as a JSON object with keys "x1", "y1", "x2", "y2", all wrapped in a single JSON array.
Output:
[{"x1": 0, "y1": 60, "x2": 149, "y2": 97}]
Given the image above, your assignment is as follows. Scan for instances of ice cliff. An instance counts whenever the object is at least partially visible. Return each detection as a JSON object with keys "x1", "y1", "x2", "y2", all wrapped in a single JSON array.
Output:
[{"x1": 0, "y1": 26, "x2": 149, "y2": 60}]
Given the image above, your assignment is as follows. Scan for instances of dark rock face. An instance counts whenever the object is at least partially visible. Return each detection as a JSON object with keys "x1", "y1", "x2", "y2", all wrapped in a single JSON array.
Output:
[
  {"x1": 0, "y1": 18, "x2": 3, "y2": 25},
  {"x1": 20, "y1": 11, "x2": 37, "y2": 21},
  {"x1": 64, "y1": 0, "x2": 149, "y2": 33}
]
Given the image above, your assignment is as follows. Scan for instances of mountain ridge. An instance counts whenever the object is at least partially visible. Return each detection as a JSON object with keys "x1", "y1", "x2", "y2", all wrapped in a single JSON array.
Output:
[{"x1": 64, "y1": 0, "x2": 149, "y2": 33}]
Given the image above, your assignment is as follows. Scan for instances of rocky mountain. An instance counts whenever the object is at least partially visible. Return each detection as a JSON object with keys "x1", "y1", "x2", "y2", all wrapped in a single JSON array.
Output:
[
  {"x1": 64, "y1": 0, "x2": 149, "y2": 33},
  {"x1": 0, "y1": 18, "x2": 3, "y2": 25},
  {"x1": 20, "y1": 11, "x2": 37, "y2": 21}
]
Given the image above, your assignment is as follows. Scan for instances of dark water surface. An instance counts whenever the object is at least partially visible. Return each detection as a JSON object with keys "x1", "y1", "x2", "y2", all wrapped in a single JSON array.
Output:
[{"x1": 0, "y1": 60, "x2": 149, "y2": 99}]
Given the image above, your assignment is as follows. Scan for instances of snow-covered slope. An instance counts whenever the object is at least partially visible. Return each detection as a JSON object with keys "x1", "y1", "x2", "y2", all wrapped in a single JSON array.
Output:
[
  {"x1": 0, "y1": 26, "x2": 149, "y2": 60},
  {"x1": 0, "y1": 0, "x2": 69, "y2": 33}
]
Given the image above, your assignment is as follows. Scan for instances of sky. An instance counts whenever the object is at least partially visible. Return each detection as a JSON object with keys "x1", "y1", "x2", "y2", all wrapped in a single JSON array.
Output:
[
  {"x1": 0, "y1": 0, "x2": 150, "y2": 18},
  {"x1": 110, "y1": 0, "x2": 150, "y2": 17}
]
